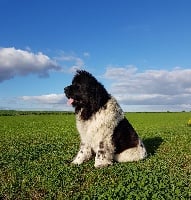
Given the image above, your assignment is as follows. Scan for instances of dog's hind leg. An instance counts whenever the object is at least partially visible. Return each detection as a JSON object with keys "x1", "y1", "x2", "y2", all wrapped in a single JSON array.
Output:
[
  {"x1": 72, "y1": 143, "x2": 93, "y2": 165},
  {"x1": 114, "y1": 139, "x2": 147, "y2": 162}
]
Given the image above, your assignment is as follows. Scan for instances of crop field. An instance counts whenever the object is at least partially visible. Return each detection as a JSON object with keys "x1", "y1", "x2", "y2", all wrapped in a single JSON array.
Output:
[{"x1": 0, "y1": 111, "x2": 191, "y2": 199}]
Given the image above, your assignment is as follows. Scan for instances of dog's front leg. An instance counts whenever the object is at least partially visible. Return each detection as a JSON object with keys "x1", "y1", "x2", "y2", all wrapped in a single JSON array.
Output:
[
  {"x1": 72, "y1": 143, "x2": 92, "y2": 165},
  {"x1": 94, "y1": 141, "x2": 113, "y2": 168}
]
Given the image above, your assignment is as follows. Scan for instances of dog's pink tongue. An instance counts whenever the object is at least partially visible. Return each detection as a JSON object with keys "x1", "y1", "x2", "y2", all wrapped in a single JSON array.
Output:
[{"x1": 67, "y1": 98, "x2": 74, "y2": 105}]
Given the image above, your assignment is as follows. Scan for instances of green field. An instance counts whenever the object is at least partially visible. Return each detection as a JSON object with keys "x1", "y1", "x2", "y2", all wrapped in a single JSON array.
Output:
[{"x1": 0, "y1": 111, "x2": 191, "y2": 199}]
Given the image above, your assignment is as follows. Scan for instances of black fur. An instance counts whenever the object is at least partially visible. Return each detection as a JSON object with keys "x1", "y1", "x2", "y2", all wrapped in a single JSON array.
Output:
[
  {"x1": 112, "y1": 118, "x2": 139, "y2": 154},
  {"x1": 64, "y1": 70, "x2": 111, "y2": 120}
]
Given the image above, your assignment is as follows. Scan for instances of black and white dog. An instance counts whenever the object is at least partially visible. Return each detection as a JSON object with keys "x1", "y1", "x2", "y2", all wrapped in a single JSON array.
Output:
[{"x1": 64, "y1": 70, "x2": 147, "y2": 168}]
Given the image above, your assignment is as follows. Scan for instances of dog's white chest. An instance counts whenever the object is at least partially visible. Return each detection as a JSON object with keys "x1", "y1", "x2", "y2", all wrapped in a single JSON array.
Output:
[
  {"x1": 75, "y1": 99, "x2": 124, "y2": 151},
  {"x1": 76, "y1": 114, "x2": 102, "y2": 149}
]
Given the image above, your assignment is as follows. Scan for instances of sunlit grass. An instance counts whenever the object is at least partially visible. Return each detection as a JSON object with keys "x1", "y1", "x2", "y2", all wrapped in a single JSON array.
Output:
[{"x1": 0, "y1": 112, "x2": 191, "y2": 199}]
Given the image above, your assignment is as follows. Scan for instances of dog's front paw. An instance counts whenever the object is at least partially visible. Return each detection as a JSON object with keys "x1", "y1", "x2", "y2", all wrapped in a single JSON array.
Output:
[
  {"x1": 94, "y1": 160, "x2": 113, "y2": 168},
  {"x1": 71, "y1": 158, "x2": 83, "y2": 165}
]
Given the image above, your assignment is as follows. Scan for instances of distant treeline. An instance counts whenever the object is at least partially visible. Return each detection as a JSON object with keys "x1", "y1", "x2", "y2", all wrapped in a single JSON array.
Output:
[
  {"x1": 0, "y1": 110, "x2": 190, "y2": 116},
  {"x1": 0, "y1": 110, "x2": 74, "y2": 116}
]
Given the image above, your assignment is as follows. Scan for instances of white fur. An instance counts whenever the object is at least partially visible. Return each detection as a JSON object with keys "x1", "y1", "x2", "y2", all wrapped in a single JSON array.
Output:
[
  {"x1": 114, "y1": 139, "x2": 147, "y2": 162},
  {"x1": 72, "y1": 97, "x2": 147, "y2": 168}
]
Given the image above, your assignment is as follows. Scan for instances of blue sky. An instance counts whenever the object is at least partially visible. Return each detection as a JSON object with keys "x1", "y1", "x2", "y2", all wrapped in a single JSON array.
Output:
[{"x1": 1, "y1": 0, "x2": 191, "y2": 111}]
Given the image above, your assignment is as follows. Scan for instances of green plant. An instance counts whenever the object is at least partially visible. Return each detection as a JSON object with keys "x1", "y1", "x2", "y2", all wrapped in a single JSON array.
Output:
[
  {"x1": 0, "y1": 112, "x2": 190, "y2": 199},
  {"x1": 187, "y1": 119, "x2": 191, "y2": 126}
]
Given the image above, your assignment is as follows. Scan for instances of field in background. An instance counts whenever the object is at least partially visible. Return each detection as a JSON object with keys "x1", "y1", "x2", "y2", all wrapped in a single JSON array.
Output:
[{"x1": 0, "y1": 111, "x2": 191, "y2": 199}]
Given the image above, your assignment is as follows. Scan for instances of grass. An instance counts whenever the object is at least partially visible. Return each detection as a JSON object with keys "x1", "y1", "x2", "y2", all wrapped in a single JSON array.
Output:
[{"x1": 0, "y1": 112, "x2": 191, "y2": 199}]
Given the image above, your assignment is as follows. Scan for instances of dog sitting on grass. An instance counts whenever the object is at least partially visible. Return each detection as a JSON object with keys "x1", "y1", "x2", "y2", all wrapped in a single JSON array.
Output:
[{"x1": 64, "y1": 70, "x2": 147, "y2": 168}]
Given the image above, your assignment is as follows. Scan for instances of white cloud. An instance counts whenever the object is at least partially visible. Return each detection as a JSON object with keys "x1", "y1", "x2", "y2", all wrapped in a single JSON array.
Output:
[
  {"x1": 15, "y1": 93, "x2": 72, "y2": 111},
  {"x1": 103, "y1": 66, "x2": 191, "y2": 110},
  {"x1": 0, "y1": 47, "x2": 61, "y2": 82},
  {"x1": 21, "y1": 94, "x2": 66, "y2": 104},
  {"x1": 104, "y1": 65, "x2": 138, "y2": 80},
  {"x1": 1, "y1": 63, "x2": 191, "y2": 112},
  {"x1": 54, "y1": 52, "x2": 84, "y2": 73},
  {"x1": 14, "y1": 66, "x2": 191, "y2": 111},
  {"x1": 0, "y1": 93, "x2": 71, "y2": 111},
  {"x1": 83, "y1": 52, "x2": 90, "y2": 57}
]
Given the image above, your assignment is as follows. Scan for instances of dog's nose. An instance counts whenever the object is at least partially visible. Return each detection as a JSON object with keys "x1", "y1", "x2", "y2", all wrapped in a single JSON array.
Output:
[{"x1": 64, "y1": 87, "x2": 68, "y2": 93}]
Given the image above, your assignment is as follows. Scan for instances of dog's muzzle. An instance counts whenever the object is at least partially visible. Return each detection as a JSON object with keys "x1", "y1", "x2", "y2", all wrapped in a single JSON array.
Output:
[
  {"x1": 64, "y1": 86, "x2": 69, "y2": 93},
  {"x1": 64, "y1": 86, "x2": 70, "y2": 97}
]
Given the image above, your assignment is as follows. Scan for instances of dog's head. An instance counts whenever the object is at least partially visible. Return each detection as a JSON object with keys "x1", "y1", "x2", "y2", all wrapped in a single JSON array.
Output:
[{"x1": 64, "y1": 70, "x2": 110, "y2": 119}]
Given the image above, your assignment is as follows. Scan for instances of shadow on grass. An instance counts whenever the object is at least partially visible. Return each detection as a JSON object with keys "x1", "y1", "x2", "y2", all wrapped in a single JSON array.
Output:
[{"x1": 143, "y1": 137, "x2": 163, "y2": 156}]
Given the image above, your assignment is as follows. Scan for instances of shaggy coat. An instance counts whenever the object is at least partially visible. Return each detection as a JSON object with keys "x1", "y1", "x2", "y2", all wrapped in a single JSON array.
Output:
[{"x1": 64, "y1": 70, "x2": 147, "y2": 168}]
